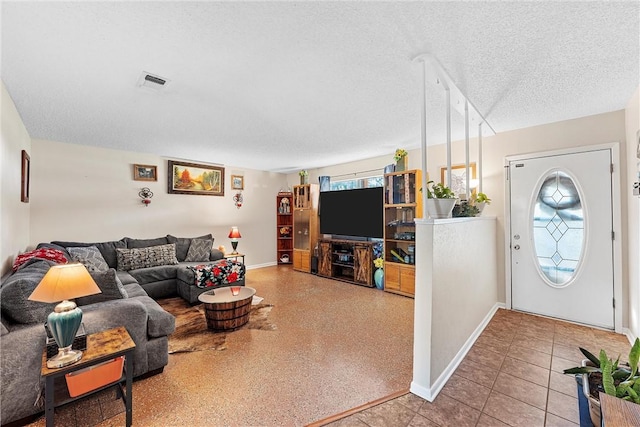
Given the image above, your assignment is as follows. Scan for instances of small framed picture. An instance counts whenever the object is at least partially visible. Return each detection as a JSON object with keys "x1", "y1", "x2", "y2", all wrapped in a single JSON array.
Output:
[
  {"x1": 133, "y1": 164, "x2": 157, "y2": 181},
  {"x1": 21, "y1": 150, "x2": 30, "y2": 203},
  {"x1": 231, "y1": 175, "x2": 244, "y2": 190}
]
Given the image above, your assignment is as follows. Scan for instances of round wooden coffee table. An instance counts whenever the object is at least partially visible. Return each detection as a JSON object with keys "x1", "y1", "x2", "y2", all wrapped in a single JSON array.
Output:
[{"x1": 198, "y1": 286, "x2": 256, "y2": 331}]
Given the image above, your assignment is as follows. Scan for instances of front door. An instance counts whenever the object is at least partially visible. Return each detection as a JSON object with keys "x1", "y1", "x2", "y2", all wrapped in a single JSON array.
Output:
[{"x1": 509, "y1": 149, "x2": 615, "y2": 329}]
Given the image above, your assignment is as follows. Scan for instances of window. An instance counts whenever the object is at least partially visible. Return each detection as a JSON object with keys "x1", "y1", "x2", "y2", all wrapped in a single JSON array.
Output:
[{"x1": 330, "y1": 176, "x2": 383, "y2": 191}]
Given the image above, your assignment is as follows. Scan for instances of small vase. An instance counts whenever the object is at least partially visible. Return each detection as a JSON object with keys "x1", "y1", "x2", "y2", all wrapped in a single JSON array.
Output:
[
  {"x1": 374, "y1": 268, "x2": 384, "y2": 290},
  {"x1": 300, "y1": 176, "x2": 309, "y2": 185},
  {"x1": 396, "y1": 157, "x2": 407, "y2": 172}
]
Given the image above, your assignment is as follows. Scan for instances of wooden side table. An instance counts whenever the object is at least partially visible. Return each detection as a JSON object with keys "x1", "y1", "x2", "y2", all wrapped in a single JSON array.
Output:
[
  {"x1": 41, "y1": 326, "x2": 136, "y2": 427},
  {"x1": 223, "y1": 253, "x2": 245, "y2": 264}
]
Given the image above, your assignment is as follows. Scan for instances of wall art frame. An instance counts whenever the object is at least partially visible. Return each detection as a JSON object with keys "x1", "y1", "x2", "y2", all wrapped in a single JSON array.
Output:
[
  {"x1": 440, "y1": 162, "x2": 477, "y2": 198},
  {"x1": 133, "y1": 164, "x2": 157, "y2": 181},
  {"x1": 168, "y1": 160, "x2": 224, "y2": 196},
  {"x1": 21, "y1": 150, "x2": 30, "y2": 203},
  {"x1": 231, "y1": 175, "x2": 244, "y2": 190}
]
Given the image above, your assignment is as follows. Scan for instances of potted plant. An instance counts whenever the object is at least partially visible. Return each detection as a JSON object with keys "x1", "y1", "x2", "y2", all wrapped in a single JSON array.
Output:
[
  {"x1": 471, "y1": 192, "x2": 492, "y2": 214},
  {"x1": 299, "y1": 170, "x2": 309, "y2": 185},
  {"x1": 424, "y1": 181, "x2": 457, "y2": 219},
  {"x1": 394, "y1": 149, "x2": 408, "y2": 172},
  {"x1": 563, "y1": 338, "x2": 640, "y2": 427},
  {"x1": 452, "y1": 200, "x2": 480, "y2": 217}
]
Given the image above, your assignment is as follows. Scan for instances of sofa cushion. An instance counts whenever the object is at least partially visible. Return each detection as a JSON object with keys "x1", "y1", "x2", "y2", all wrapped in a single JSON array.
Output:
[
  {"x1": 128, "y1": 264, "x2": 179, "y2": 285},
  {"x1": 116, "y1": 271, "x2": 138, "y2": 286},
  {"x1": 116, "y1": 244, "x2": 179, "y2": 271},
  {"x1": 184, "y1": 239, "x2": 213, "y2": 262},
  {"x1": 124, "y1": 236, "x2": 169, "y2": 249},
  {"x1": 12, "y1": 248, "x2": 68, "y2": 271},
  {"x1": 52, "y1": 240, "x2": 126, "y2": 269},
  {"x1": 166, "y1": 234, "x2": 213, "y2": 262},
  {"x1": 123, "y1": 283, "x2": 148, "y2": 298},
  {"x1": 0, "y1": 259, "x2": 58, "y2": 324},
  {"x1": 68, "y1": 246, "x2": 109, "y2": 273},
  {"x1": 76, "y1": 269, "x2": 128, "y2": 306}
]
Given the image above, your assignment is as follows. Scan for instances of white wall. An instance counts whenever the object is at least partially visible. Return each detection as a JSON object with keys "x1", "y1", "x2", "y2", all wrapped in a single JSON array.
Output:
[
  {"x1": 0, "y1": 81, "x2": 31, "y2": 275},
  {"x1": 29, "y1": 139, "x2": 287, "y2": 267},
  {"x1": 625, "y1": 87, "x2": 640, "y2": 339}
]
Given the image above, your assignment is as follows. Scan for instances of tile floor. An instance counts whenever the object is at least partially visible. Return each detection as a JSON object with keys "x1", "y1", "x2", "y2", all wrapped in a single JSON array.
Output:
[
  {"x1": 322, "y1": 308, "x2": 633, "y2": 427},
  {"x1": 24, "y1": 266, "x2": 632, "y2": 427}
]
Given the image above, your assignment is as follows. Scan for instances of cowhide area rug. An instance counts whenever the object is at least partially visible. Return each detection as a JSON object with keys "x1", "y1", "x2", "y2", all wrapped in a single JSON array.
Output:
[{"x1": 158, "y1": 296, "x2": 276, "y2": 354}]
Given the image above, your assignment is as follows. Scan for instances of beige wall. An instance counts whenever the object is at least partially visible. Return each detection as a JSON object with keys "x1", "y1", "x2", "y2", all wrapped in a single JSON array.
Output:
[
  {"x1": 625, "y1": 87, "x2": 640, "y2": 339},
  {"x1": 29, "y1": 139, "x2": 287, "y2": 267},
  {"x1": 304, "y1": 109, "x2": 631, "y2": 326},
  {"x1": 0, "y1": 81, "x2": 31, "y2": 275}
]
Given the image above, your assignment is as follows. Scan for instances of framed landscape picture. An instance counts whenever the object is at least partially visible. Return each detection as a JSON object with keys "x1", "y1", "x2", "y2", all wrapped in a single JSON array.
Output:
[
  {"x1": 133, "y1": 164, "x2": 157, "y2": 181},
  {"x1": 168, "y1": 160, "x2": 224, "y2": 196},
  {"x1": 231, "y1": 175, "x2": 244, "y2": 190}
]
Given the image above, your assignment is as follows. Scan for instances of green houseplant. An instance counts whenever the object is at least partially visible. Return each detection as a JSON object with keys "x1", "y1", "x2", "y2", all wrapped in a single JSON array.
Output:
[
  {"x1": 471, "y1": 192, "x2": 492, "y2": 215},
  {"x1": 424, "y1": 181, "x2": 457, "y2": 219},
  {"x1": 563, "y1": 338, "x2": 640, "y2": 426}
]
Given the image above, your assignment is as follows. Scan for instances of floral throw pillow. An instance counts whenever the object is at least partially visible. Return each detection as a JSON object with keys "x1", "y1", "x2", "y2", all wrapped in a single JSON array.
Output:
[{"x1": 189, "y1": 260, "x2": 245, "y2": 288}]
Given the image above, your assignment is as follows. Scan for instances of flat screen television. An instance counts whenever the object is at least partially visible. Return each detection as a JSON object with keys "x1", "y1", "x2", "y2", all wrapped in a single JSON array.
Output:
[{"x1": 319, "y1": 187, "x2": 383, "y2": 239}]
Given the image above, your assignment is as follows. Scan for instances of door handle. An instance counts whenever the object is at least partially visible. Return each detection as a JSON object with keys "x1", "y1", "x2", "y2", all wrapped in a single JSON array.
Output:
[{"x1": 513, "y1": 244, "x2": 520, "y2": 250}]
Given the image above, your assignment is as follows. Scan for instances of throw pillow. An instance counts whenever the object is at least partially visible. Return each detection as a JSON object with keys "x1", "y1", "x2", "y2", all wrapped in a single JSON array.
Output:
[
  {"x1": 184, "y1": 239, "x2": 213, "y2": 262},
  {"x1": 68, "y1": 246, "x2": 109, "y2": 273},
  {"x1": 167, "y1": 234, "x2": 214, "y2": 261},
  {"x1": 76, "y1": 269, "x2": 128, "y2": 306},
  {"x1": 51, "y1": 240, "x2": 126, "y2": 269},
  {"x1": 12, "y1": 248, "x2": 68, "y2": 271},
  {"x1": 116, "y1": 243, "x2": 179, "y2": 271}
]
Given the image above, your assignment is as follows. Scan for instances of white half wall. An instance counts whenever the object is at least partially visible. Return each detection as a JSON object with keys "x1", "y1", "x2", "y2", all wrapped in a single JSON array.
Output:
[
  {"x1": 29, "y1": 139, "x2": 287, "y2": 267},
  {"x1": 411, "y1": 217, "x2": 498, "y2": 400},
  {"x1": 0, "y1": 81, "x2": 31, "y2": 275}
]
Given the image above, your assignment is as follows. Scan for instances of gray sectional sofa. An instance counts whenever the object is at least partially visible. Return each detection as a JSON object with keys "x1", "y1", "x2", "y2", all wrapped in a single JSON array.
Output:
[{"x1": 0, "y1": 234, "x2": 245, "y2": 425}]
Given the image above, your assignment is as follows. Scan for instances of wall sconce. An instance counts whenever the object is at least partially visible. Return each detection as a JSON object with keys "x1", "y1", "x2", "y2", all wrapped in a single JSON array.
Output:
[
  {"x1": 139, "y1": 187, "x2": 153, "y2": 206},
  {"x1": 233, "y1": 192, "x2": 243, "y2": 209}
]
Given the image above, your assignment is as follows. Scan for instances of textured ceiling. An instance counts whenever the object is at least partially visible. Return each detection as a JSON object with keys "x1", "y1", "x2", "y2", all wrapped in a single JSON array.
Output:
[{"x1": 1, "y1": 1, "x2": 638, "y2": 172}]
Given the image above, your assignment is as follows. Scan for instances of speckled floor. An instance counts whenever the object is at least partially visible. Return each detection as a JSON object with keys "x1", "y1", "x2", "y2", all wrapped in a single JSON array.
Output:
[
  {"x1": 25, "y1": 267, "x2": 633, "y2": 427},
  {"x1": 26, "y1": 266, "x2": 415, "y2": 426}
]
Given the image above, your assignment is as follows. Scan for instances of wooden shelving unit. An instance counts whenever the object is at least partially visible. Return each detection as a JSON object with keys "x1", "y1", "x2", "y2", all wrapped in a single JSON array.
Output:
[
  {"x1": 276, "y1": 192, "x2": 293, "y2": 265},
  {"x1": 383, "y1": 169, "x2": 422, "y2": 298},
  {"x1": 317, "y1": 238, "x2": 374, "y2": 287},
  {"x1": 292, "y1": 184, "x2": 319, "y2": 272}
]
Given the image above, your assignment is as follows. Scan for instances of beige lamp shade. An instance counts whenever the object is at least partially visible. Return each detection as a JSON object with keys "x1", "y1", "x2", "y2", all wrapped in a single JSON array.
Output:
[{"x1": 28, "y1": 263, "x2": 101, "y2": 303}]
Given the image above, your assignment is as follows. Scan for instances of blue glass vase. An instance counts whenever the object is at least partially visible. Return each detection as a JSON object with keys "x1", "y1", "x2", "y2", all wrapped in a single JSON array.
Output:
[{"x1": 374, "y1": 268, "x2": 384, "y2": 290}]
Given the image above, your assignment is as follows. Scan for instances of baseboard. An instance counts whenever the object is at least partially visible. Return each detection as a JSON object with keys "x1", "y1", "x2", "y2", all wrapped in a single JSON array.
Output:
[
  {"x1": 411, "y1": 302, "x2": 505, "y2": 402},
  {"x1": 622, "y1": 327, "x2": 638, "y2": 344},
  {"x1": 245, "y1": 261, "x2": 277, "y2": 270}
]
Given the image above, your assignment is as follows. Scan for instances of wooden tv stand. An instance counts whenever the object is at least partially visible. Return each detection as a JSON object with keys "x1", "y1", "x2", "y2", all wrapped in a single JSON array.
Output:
[{"x1": 317, "y1": 238, "x2": 374, "y2": 287}]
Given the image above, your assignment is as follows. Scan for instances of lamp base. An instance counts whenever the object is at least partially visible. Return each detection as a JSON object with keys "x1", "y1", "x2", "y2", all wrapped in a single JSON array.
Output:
[
  {"x1": 231, "y1": 241, "x2": 239, "y2": 254},
  {"x1": 47, "y1": 345, "x2": 82, "y2": 368}
]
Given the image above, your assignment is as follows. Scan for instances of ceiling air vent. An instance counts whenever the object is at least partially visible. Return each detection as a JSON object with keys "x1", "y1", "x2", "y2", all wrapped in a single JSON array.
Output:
[{"x1": 137, "y1": 71, "x2": 170, "y2": 91}]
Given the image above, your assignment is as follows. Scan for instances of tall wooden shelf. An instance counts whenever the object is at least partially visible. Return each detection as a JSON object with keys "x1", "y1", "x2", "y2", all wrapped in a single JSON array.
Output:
[
  {"x1": 276, "y1": 192, "x2": 293, "y2": 265},
  {"x1": 292, "y1": 184, "x2": 319, "y2": 272},
  {"x1": 384, "y1": 169, "x2": 422, "y2": 298}
]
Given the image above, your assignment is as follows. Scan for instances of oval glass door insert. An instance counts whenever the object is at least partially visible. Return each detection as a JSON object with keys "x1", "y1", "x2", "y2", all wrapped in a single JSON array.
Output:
[{"x1": 532, "y1": 171, "x2": 584, "y2": 286}]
